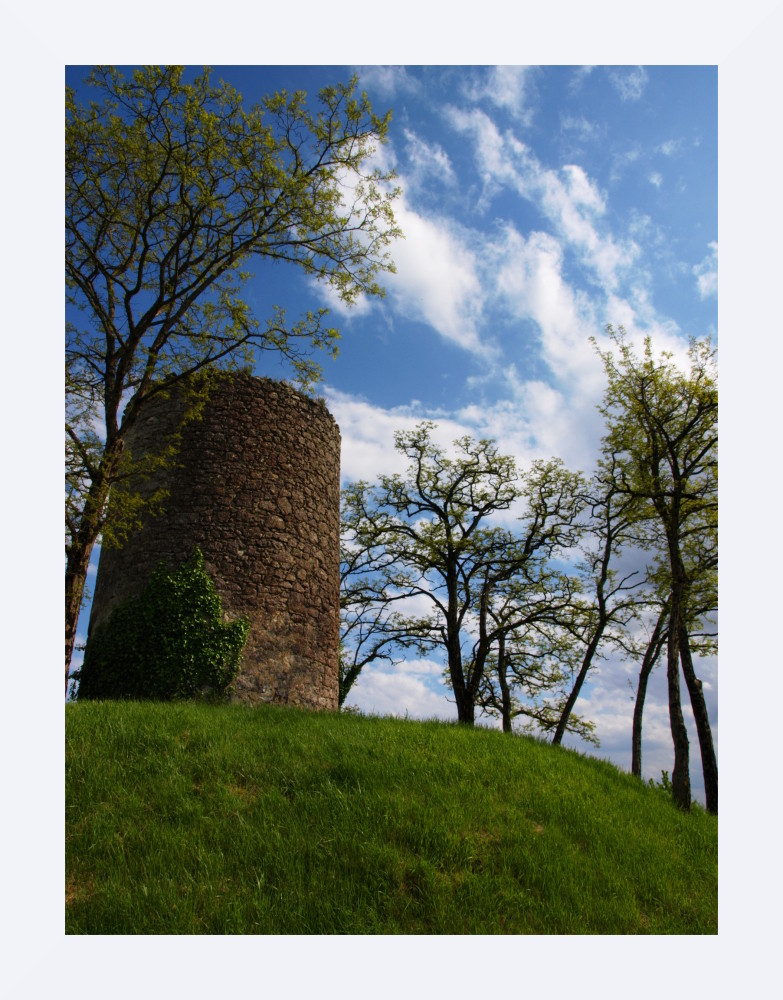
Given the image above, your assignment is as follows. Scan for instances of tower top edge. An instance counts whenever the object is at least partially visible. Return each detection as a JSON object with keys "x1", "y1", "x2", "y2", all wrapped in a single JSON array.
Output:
[{"x1": 143, "y1": 371, "x2": 341, "y2": 437}]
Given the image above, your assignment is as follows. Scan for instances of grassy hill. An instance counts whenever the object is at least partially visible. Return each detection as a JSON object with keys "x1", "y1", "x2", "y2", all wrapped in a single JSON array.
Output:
[{"x1": 65, "y1": 700, "x2": 717, "y2": 934}]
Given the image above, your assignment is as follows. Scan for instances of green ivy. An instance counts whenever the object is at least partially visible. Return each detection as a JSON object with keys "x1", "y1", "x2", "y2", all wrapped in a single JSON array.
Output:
[{"x1": 77, "y1": 549, "x2": 249, "y2": 701}]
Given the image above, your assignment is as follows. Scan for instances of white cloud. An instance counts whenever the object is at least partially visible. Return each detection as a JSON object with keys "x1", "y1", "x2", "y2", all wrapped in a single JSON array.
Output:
[
  {"x1": 325, "y1": 386, "x2": 473, "y2": 484},
  {"x1": 627, "y1": 210, "x2": 667, "y2": 250},
  {"x1": 321, "y1": 138, "x2": 486, "y2": 354},
  {"x1": 325, "y1": 389, "x2": 420, "y2": 483},
  {"x1": 456, "y1": 392, "x2": 539, "y2": 467},
  {"x1": 460, "y1": 379, "x2": 594, "y2": 474},
  {"x1": 463, "y1": 66, "x2": 537, "y2": 124},
  {"x1": 693, "y1": 241, "x2": 718, "y2": 298},
  {"x1": 402, "y1": 128, "x2": 457, "y2": 192},
  {"x1": 608, "y1": 66, "x2": 649, "y2": 102},
  {"x1": 443, "y1": 105, "x2": 519, "y2": 210},
  {"x1": 343, "y1": 659, "x2": 452, "y2": 720},
  {"x1": 491, "y1": 226, "x2": 600, "y2": 382},
  {"x1": 561, "y1": 164, "x2": 606, "y2": 212},
  {"x1": 446, "y1": 107, "x2": 635, "y2": 293},
  {"x1": 385, "y1": 199, "x2": 486, "y2": 352},
  {"x1": 648, "y1": 171, "x2": 663, "y2": 188},
  {"x1": 393, "y1": 656, "x2": 445, "y2": 678},
  {"x1": 483, "y1": 221, "x2": 701, "y2": 465},
  {"x1": 327, "y1": 334, "x2": 602, "y2": 503}
]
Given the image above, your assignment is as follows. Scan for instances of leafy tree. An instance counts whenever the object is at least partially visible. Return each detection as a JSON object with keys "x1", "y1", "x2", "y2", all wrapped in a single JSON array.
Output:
[
  {"x1": 65, "y1": 65, "x2": 401, "y2": 690},
  {"x1": 75, "y1": 549, "x2": 249, "y2": 701},
  {"x1": 340, "y1": 423, "x2": 585, "y2": 724},
  {"x1": 594, "y1": 328, "x2": 718, "y2": 812}
]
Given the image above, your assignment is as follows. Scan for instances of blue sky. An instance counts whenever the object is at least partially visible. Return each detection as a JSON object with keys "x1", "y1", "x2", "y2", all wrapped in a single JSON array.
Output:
[{"x1": 66, "y1": 63, "x2": 719, "y2": 800}]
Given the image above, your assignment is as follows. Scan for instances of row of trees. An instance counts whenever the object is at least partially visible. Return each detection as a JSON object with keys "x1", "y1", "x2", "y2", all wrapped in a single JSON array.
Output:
[{"x1": 339, "y1": 330, "x2": 717, "y2": 813}]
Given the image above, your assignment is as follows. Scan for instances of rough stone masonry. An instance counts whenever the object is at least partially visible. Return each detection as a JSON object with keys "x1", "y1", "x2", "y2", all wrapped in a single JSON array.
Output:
[{"x1": 88, "y1": 374, "x2": 341, "y2": 710}]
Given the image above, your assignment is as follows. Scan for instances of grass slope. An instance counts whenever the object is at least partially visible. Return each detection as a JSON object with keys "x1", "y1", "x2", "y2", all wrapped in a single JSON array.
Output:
[{"x1": 66, "y1": 701, "x2": 717, "y2": 934}]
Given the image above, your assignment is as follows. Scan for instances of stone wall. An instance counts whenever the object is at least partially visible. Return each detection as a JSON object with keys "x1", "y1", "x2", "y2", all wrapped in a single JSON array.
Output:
[{"x1": 88, "y1": 374, "x2": 341, "y2": 711}]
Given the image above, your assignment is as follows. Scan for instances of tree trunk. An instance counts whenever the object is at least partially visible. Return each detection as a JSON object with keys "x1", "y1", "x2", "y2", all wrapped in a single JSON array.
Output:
[
  {"x1": 497, "y1": 634, "x2": 512, "y2": 733},
  {"x1": 666, "y1": 609, "x2": 691, "y2": 810},
  {"x1": 679, "y1": 622, "x2": 718, "y2": 814},
  {"x1": 455, "y1": 690, "x2": 475, "y2": 725},
  {"x1": 658, "y1": 509, "x2": 691, "y2": 811},
  {"x1": 447, "y1": 639, "x2": 474, "y2": 725},
  {"x1": 552, "y1": 626, "x2": 604, "y2": 746},
  {"x1": 65, "y1": 538, "x2": 96, "y2": 694},
  {"x1": 631, "y1": 603, "x2": 668, "y2": 778},
  {"x1": 445, "y1": 571, "x2": 475, "y2": 725},
  {"x1": 64, "y1": 452, "x2": 117, "y2": 693},
  {"x1": 338, "y1": 654, "x2": 363, "y2": 707}
]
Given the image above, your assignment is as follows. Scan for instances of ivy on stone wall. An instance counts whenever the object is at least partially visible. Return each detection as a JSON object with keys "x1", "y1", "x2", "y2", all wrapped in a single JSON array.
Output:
[{"x1": 76, "y1": 549, "x2": 249, "y2": 701}]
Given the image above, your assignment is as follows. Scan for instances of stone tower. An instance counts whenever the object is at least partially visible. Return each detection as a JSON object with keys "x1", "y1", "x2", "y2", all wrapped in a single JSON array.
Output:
[{"x1": 88, "y1": 374, "x2": 341, "y2": 711}]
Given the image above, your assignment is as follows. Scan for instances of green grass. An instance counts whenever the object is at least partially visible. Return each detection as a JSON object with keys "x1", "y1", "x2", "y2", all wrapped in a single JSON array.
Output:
[{"x1": 65, "y1": 701, "x2": 717, "y2": 934}]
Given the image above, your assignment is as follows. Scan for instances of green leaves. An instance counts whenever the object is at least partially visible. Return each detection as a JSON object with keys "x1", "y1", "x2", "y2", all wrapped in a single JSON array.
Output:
[
  {"x1": 592, "y1": 325, "x2": 717, "y2": 604},
  {"x1": 76, "y1": 549, "x2": 249, "y2": 701},
  {"x1": 593, "y1": 327, "x2": 717, "y2": 524}
]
